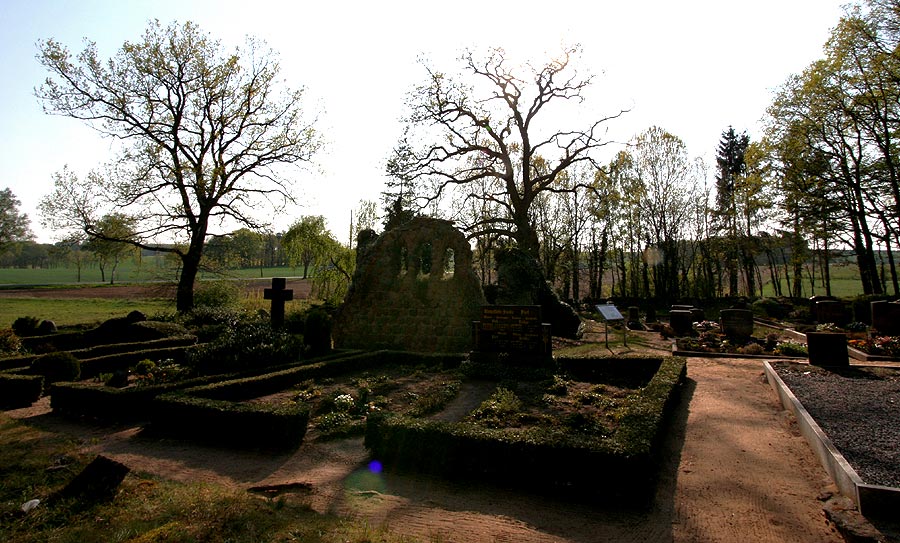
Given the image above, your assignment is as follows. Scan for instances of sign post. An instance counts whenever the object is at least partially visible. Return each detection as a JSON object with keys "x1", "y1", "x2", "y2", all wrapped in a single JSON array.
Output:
[{"x1": 595, "y1": 303, "x2": 626, "y2": 349}]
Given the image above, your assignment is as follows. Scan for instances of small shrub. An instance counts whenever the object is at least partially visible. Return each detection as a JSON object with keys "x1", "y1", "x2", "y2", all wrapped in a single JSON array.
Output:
[
  {"x1": 31, "y1": 351, "x2": 81, "y2": 385},
  {"x1": 845, "y1": 321, "x2": 868, "y2": 332},
  {"x1": 105, "y1": 370, "x2": 129, "y2": 388},
  {"x1": 193, "y1": 280, "x2": 241, "y2": 309},
  {"x1": 12, "y1": 316, "x2": 41, "y2": 337},
  {"x1": 469, "y1": 387, "x2": 523, "y2": 427},
  {"x1": 135, "y1": 359, "x2": 157, "y2": 376},
  {"x1": 765, "y1": 333, "x2": 779, "y2": 351},
  {"x1": 751, "y1": 298, "x2": 790, "y2": 319},
  {"x1": 545, "y1": 375, "x2": 569, "y2": 396},
  {"x1": 739, "y1": 343, "x2": 764, "y2": 355},
  {"x1": 303, "y1": 306, "x2": 333, "y2": 355},
  {"x1": 775, "y1": 340, "x2": 808, "y2": 357},
  {"x1": 0, "y1": 328, "x2": 23, "y2": 355},
  {"x1": 186, "y1": 321, "x2": 302, "y2": 374}
]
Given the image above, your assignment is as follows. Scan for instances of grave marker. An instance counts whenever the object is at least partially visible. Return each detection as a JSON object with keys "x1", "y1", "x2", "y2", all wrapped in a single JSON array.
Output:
[
  {"x1": 871, "y1": 301, "x2": 900, "y2": 335},
  {"x1": 473, "y1": 305, "x2": 551, "y2": 362},
  {"x1": 720, "y1": 309, "x2": 753, "y2": 341},
  {"x1": 264, "y1": 277, "x2": 293, "y2": 328}
]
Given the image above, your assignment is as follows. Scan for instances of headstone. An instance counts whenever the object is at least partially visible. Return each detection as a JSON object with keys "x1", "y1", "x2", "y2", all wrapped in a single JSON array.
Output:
[
  {"x1": 806, "y1": 332, "x2": 849, "y2": 366},
  {"x1": 626, "y1": 306, "x2": 643, "y2": 330},
  {"x1": 37, "y1": 320, "x2": 57, "y2": 335},
  {"x1": 816, "y1": 300, "x2": 847, "y2": 326},
  {"x1": 645, "y1": 306, "x2": 658, "y2": 323},
  {"x1": 474, "y1": 305, "x2": 551, "y2": 357},
  {"x1": 669, "y1": 310, "x2": 693, "y2": 336},
  {"x1": 627, "y1": 306, "x2": 640, "y2": 321},
  {"x1": 690, "y1": 308, "x2": 705, "y2": 323},
  {"x1": 871, "y1": 301, "x2": 900, "y2": 335},
  {"x1": 53, "y1": 455, "x2": 129, "y2": 504},
  {"x1": 264, "y1": 277, "x2": 294, "y2": 328},
  {"x1": 720, "y1": 309, "x2": 753, "y2": 341}
]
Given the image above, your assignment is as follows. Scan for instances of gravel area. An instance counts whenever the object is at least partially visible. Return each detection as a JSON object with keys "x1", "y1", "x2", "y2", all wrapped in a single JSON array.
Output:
[{"x1": 773, "y1": 362, "x2": 900, "y2": 488}]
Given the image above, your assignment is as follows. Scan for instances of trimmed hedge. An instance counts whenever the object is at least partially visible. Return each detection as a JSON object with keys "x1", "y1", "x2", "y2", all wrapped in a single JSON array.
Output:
[
  {"x1": 365, "y1": 355, "x2": 687, "y2": 504},
  {"x1": 0, "y1": 374, "x2": 44, "y2": 409},
  {"x1": 146, "y1": 350, "x2": 462, "y2": 450},
  {"x1": 50, "y1": 373, "x2": 226, "y2": 422},
  {"x1": 151, "y1": 392, "x2": 309, "y2": 450},
  {"x1": 188, "y1": 350, "x2": 463, "y2": 402},
  {"x1": 78, "y1": 345, "x2": 197, "y2": 379}
]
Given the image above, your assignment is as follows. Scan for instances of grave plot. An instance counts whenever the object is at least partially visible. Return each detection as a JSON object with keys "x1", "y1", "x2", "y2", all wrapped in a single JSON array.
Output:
[
  {"x1": 366, "y1": 354, "x2": 687, "y2": 505},
  {"x1": 1, "y1": 313, "x2": 200, "y2": 410},
  {"x1": 766, "y1": 361, "x2": 900, "y2": 520}
]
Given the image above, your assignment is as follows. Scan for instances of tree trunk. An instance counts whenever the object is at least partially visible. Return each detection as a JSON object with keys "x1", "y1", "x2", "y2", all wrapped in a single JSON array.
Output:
[{"x1": 176, "y1": 233, "x2": 206, "y2": 312}]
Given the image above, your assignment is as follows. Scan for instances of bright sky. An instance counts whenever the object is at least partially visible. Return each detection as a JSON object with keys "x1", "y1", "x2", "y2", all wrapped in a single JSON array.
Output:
[{"x1": 1, "y1": 0, "x2": 849, "y2": 244}]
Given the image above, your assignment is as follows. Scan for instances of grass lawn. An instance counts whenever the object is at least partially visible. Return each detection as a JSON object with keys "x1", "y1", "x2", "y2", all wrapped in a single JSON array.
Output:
[
  {"x1": 0, "y1": 413, "x2": 416, "y2": 543},
  {"x1": 0, "y1": 261, "x2": 308, "y2": 286},
  {"x1": 0, "y1": 298, "x2": 175, "y2": 328}
]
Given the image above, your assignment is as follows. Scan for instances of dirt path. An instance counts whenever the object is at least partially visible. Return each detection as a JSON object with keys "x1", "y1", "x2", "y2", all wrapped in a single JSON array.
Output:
[{"x1": 7, "y1": 352, "x2": 844, "y2": 542}]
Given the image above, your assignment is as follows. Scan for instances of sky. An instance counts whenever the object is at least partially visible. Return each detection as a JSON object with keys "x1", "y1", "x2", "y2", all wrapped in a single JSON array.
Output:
[{"x1": 0, "y1": 0, "x2": 850, "y2": 244}]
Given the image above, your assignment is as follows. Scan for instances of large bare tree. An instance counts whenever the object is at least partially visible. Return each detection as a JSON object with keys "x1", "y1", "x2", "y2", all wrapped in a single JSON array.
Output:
[
  {"x1": 390, "y1": 45, "x2": 622, "y2": 259},
  {"x1": 37, "y1": 20, "x2": 320, "y2": 310}
]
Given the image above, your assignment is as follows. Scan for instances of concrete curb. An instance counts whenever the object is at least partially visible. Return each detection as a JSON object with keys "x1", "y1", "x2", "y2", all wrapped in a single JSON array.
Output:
[{"x1": 763, "y1": 361, "x2": 900, "y2": 520}]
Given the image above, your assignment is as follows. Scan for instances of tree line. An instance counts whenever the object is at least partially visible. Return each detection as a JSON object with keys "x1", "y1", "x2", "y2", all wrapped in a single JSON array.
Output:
[{"x1": 19, "y1": 3, "x2": 899, "y2": 312}]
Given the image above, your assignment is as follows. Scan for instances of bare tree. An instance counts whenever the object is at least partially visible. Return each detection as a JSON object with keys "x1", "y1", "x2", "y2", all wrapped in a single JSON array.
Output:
[
  {"x1": 37, "y1": 20, "x2": 321, "y2": 310},
  {"x1": 392, "y1": 45, "x2": 622, "y2": 260}
]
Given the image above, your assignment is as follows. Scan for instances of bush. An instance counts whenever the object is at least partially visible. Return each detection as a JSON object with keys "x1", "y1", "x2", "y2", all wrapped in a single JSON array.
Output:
[
  {"x1": 135, "y1": 359, "x2": 157, "y2": 376},
  {"x1": 193, "y1": 280, "x2": 242, "y2": 309},
  {"x1": 303, "y1": 306, "x2": 333, "y2": 355},
  {"x1": 12, "y1": 316, "x2": 41, "y2": 337},
  {"x1": 187, "y1": 321, "x2": 302, "y2": 374},
  {"x1": 751, "y1": 298, "x2": 790, "y2": 320},
  {"x1": 775, "y1": 340, "x2": 808, "y2": 357},
  {"x1": 31, "y1": 351, "x2": 81, "y2": 385},
  {"x1": 0, "y1": 328, "x2": 23, "y2": 356},
  {"x1": 739, "y1": 342, "x2": 764, "y2": 355},
  {"x1": 0, "y1": 374, "x2": 44, "y2": 408}
]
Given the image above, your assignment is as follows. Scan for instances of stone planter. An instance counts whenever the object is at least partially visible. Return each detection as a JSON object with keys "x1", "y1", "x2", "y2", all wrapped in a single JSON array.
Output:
[{"x1": 806, "y1": 332, "x2": 849, "y2": 367}]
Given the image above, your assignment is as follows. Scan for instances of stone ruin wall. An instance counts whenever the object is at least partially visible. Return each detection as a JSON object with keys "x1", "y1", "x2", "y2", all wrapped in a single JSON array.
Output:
[{"x1": 332, "y1": 217, "x2": 486, "y2": 352}]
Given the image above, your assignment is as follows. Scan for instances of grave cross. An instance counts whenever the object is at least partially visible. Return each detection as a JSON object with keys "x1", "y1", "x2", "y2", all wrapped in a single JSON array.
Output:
[{"x1": 264, "y1": 277, "x2": 293, "y2": 328}]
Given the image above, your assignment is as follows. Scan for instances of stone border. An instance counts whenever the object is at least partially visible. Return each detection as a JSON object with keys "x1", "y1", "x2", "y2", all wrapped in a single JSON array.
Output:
[{"x1": 763, "y1": 361, "x2": 900, "y2": 519}]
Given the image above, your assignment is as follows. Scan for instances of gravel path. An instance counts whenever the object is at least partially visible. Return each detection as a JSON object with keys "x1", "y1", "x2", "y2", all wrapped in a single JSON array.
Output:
[{"x1": 773, "y1": 362, "x2": 900, "y2": 488}]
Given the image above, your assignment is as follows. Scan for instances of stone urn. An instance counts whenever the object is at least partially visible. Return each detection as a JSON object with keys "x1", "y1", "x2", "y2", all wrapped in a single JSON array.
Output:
[{"x1": 806, "y1": 332, "x2": 849, "y2": 367}]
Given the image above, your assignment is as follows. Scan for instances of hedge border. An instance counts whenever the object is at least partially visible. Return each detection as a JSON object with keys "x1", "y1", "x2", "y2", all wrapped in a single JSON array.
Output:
[
  {"x1": 149, "y1": 351, "x2": 464, "y2": 451},
  {"x1": 0, "y1": 374, "x2": 43, "y2": 409},
  {"x1": 365, "y1": 355, "x2": 687, "y2": 503}
]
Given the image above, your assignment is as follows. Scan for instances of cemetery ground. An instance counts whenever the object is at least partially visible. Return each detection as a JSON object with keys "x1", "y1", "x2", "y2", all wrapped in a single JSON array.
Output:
[{"x1": 2, "y1": 294, "x2": 875, "y2": 543}]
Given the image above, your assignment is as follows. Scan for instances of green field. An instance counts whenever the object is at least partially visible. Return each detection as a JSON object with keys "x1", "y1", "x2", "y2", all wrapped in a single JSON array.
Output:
[
  {"x1": 0, "y1": 297, "x2": 175, "y2": 328},
  {"x1": 759, "y1": 262, "x2": 874, "y2": 298},
  {"x1": 0, "y1": 260, "x2": 306, "y2": 286}
]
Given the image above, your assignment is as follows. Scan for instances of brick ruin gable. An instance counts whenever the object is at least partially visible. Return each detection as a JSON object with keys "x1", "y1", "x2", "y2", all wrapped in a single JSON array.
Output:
[{"x1": 332, "y1": 217, "x2": 486, "y2": 352}]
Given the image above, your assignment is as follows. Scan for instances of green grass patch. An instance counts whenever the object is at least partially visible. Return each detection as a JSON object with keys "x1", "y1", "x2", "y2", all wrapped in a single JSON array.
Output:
[
  {"x1": 0, "y1": 413, "x2": 421, "y2": 543},
  {"x1": 0, "y1": 298, "x2": 174, "y2": 328}
]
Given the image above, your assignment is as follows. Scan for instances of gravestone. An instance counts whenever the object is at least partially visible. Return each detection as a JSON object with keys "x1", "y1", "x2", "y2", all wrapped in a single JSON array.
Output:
[
  {"x1": 720, "y1": 309, "x2": 753, "y2": 341},
  {"x1": 626, "y1": 306, "x2": 644, "y2": 330},
  {"x1": 871, "y1": 301, "x2": 900, "y2": 335},
  {"x1": 264, "y1": 278, "x2": 294, "y2": 328},
  {"x1": 807, "y1": 332, "x2": 849, "y2": 366},
  {"x1": 645, "y1": 306, "x2": 658, "y2": 323},
  {"x1": 815, "y1": 300, "x2": 847, "y2": 326},
  {"x1": 690, "y1": 308, "x2": 705, "y2": 323},
  {"x1": 669, "y1": 310, "x2": 693, "y2": 336},
  {"x1": 473, "y1": 305, "x2": 551, "y2": 362},
  {"x1": 332, "y1": 217, "x2": 485, "y2": 352}
]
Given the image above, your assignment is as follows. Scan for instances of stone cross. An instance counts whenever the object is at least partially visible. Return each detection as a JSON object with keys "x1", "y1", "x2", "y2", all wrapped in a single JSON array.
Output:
[{"x1": 264, "y1": 277, "x2": 293, "y2": 328}]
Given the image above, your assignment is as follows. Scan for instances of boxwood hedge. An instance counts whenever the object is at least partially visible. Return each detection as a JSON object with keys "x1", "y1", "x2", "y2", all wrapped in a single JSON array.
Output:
[
  {"x1": 365, "y1": 355, "x2": 687, "y2": 504},
  {"x1": 0, "y1": 373, "x2": 43, "y2": 409}
]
